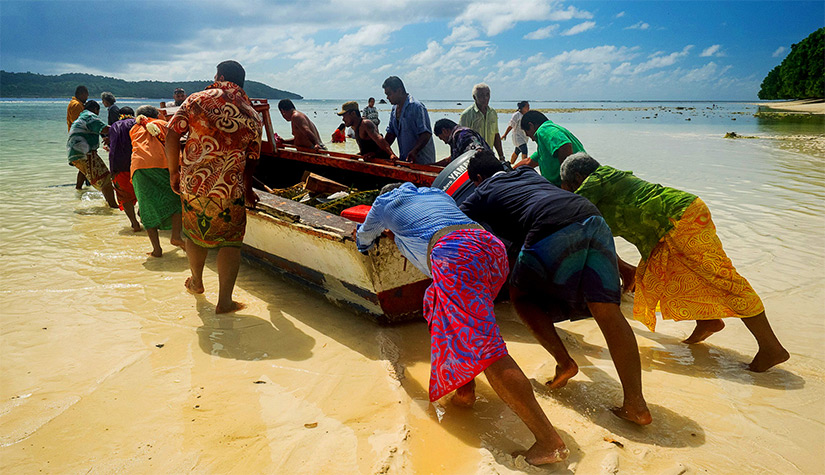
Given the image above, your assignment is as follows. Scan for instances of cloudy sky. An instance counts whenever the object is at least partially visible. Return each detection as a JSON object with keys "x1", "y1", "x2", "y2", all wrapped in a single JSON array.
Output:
[{"x1": 1, "y1": 0, "x2": 822, "y2": 100}]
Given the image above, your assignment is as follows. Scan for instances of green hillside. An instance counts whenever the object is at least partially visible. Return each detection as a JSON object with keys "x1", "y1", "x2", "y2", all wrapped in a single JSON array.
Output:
[
  {"x1": 0, "y1": 71, "x2": 302, "y2": 100},
  {"x1": 758, "y1": 28, "x2": 824, "y2": 100}
]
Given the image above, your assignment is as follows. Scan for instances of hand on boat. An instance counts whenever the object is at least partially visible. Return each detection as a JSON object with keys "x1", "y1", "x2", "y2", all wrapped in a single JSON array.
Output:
[{"x1": 245, "y1": 189, "x2": 260, "y2": 208}]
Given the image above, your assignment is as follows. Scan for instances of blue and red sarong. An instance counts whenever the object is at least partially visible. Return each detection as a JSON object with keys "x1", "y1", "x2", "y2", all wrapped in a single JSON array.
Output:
[{"x1": 424, "y1": 228, "x2": 509, "y2": 401}]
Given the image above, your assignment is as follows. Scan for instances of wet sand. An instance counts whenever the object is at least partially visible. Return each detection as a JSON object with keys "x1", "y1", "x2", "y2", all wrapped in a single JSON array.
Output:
[{"x1": 1, "y1": 101, "x2": 824, "y2": 473}]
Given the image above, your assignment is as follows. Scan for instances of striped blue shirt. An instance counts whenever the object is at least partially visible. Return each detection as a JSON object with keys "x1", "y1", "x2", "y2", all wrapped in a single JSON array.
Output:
[{"x1": 356, "y1": 183, "x2": 474, "y2": 276}]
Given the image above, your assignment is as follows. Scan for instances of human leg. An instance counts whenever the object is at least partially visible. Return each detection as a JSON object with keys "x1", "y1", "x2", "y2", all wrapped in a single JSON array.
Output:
[
  {"x1": 170, "y1": 213, "x2": 184, "y2": 247},
  {"x1": 451, "y1": 379, "x2": 476, "y2": 408},
  {"x1": 484, "y1": 355, "x2": 569, "y2": 465},
  {"x1": 683, "y1": 319, "x2": 725, "y2": 344},
  {"x1": 75, "y1": 170, "x2": 87, "y2": 189},
  {"x1": 586, "y1": 301, "x2": 651, "y2": 425},
  {"x1": 100, "y1": 180, "x2": 119, "y2": 208},
  {"x1": 215, "y1": 246, "x2": 243, "y2": 313},
  {"x1": 146, "y1": 227, "x2": 162, "y2": 257},
  {"x1": 123, "y1": 202, "x2": 141, "y2": 231},
  {"x1": 509, "y1": 286, "x2": 578, "y2": 388},
  {"x1": 741, "y1": 311, "x2": 789, "y2": 371},
  {"x1": 184, "y1": 240, "x2": 207, "y2": 294}
]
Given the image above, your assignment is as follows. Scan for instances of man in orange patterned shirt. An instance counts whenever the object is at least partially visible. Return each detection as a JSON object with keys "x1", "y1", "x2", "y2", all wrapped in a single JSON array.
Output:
[{"x1": 165, "y1": 60, "x2": 262, "y2": 314}]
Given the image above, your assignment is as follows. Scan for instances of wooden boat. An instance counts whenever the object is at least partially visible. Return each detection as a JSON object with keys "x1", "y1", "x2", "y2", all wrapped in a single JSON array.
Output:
[{"x1": 179, "y1": 99, "x2": 445, "y2": 324}]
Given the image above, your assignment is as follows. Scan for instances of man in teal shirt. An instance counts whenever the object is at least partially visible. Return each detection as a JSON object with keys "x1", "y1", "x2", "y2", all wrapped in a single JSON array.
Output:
[
  {"x1": 514, "y1": 110, "x2": 584, "y2": 186},
  {"x1": 67, "y1": 100, "x2": 118, "y2": 207}
]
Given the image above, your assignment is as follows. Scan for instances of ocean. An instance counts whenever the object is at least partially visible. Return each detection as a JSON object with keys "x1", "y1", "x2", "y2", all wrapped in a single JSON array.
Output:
[{"x1": 1, "y1": 98, "x2": 823, "y2": 473}]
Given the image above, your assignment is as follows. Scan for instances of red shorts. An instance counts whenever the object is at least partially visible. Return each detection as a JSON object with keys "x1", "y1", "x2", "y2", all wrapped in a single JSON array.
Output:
[{"x1": 112, "y1": 171, "x2": 137, "y2": 208}]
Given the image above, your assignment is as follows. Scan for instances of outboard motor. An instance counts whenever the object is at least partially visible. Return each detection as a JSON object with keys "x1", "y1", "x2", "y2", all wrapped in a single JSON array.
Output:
[{"x1": 432, "y1": 150, "x2": 512, "y2": 205}]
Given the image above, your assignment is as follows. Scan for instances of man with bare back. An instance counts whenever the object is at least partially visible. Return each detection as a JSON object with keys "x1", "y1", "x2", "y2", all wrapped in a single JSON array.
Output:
[{"x1": 277, "y1": 99, "x2": 325, "y2": 151}]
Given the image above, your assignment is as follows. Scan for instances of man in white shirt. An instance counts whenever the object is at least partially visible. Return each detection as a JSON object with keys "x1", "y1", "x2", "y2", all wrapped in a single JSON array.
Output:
[{"x1": 502, "y1": 101, "x2": 530, "y2": 165}]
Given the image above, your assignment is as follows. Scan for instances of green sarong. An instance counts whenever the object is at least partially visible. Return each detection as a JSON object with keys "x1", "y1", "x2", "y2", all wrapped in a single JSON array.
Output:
[{"x1": 132, "y1": 168, "x2": 182, "y2": 230}]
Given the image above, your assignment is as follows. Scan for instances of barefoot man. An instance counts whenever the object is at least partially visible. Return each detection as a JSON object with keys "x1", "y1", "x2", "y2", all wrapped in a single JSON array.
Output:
[
  {"x1": 560, "y1": 153, "x2": 789, "y2": 372},
  {"x1": 356, "y1": 182, "x2": 569, "y2": 466},
  {"x1": 460, "y1": 151, "x2": 652, "y2": 425},
  {"x1": 165, "y1": 60, "x2": 262, "y2": 313}
]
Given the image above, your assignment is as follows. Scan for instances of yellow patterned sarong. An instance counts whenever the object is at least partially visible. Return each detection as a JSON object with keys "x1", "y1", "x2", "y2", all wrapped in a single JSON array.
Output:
[{"x1": 633, "y1": 198, "x2": 764, "y2": 331}]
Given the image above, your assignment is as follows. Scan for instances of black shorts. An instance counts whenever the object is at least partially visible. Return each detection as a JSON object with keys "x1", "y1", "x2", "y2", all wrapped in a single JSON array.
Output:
[{"x1": 514, "y1": 143, "x2": 528, "y2": 155}]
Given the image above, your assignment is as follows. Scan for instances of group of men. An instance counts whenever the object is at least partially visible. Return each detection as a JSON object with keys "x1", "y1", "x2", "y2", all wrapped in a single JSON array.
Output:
[
  {"x1": 354, "y1": 77, "x2": 789, "y2": 464},
  {"x1": 67, "y1": 61, "x2": 262, "y2": 314},
  {"x1": 67, "y1": 67, "x2": 790, "y2": 466}
]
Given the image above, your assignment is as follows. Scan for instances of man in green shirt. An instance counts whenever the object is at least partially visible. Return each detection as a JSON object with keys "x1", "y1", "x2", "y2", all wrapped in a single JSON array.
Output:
[
  {"x1": 67, "y1": 100, "x2": 118, "y2": 208},
  {"x1": 459, "y1": 83, "x2": 505, "y2": 161},
  {"x1": 560, "y1": 153, "x2": 789, "y2": 373},
  {"x1": 514, "y1": 110, "x2": 584, "y2": 186}
]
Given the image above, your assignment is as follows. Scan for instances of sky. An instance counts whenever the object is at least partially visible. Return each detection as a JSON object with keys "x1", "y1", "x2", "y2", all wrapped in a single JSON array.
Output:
[{"x1": 1, "y1": 0, "x2": 822, "y2": 101}]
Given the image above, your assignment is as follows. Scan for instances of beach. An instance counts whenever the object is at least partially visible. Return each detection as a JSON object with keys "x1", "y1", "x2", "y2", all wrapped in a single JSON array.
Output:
[
  {"x1": 1, "y1": 99, "x2": 824, "y2": 474},
  {"x1": 757, "y1": 98, "x2": 825, "y2": 114}
]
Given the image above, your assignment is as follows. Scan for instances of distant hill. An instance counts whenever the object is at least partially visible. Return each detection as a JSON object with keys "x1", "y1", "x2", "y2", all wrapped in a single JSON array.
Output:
[{"x1": 0, "y1": 71, "x2": 303, "y2": 100}]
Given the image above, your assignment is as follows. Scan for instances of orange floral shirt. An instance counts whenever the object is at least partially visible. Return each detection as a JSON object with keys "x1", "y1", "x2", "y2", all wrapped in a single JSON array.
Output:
[{"x1": 168, "y1": 81, "x2": 262, "y2": 199}]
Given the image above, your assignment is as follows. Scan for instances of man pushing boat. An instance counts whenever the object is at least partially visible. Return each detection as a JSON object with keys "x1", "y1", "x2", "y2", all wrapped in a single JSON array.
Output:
[{"x1": 355, "y1": 182, "x2": 569, "y2": 466}]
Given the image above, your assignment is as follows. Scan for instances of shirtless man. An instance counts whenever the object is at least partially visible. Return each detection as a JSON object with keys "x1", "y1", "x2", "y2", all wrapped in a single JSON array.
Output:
[
  {"x1": 338, "y1": 101, "x2": 397, "y2": 160},
  {"x1": 277, "y1": 99, "x2": 325, "y2": 150}
]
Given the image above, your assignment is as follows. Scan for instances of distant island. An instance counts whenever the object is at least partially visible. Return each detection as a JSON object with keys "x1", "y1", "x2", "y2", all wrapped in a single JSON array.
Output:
[{"x1": 0, "y1": 71, "x2": 303, "y2": 100}]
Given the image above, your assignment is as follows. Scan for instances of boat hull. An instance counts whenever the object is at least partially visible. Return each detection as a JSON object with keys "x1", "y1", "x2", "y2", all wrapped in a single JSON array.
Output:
[{"x1": 242, "y1": 193, "x2": 430, "y2": 324}]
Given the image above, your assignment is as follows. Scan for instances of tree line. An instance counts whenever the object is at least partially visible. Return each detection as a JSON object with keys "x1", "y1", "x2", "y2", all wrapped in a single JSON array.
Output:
[
  {"x1": 758, "y1": 28, "x2": 823, "y2": 100},
  {"x1": 0, "y1": 71, "x2": 302, "y2": 100}
]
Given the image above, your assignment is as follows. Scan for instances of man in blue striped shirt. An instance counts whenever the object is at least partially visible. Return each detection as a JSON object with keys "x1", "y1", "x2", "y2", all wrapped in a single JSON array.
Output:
[{"x1": 356, "y1": 182, "x2": 569, "y2": 466}]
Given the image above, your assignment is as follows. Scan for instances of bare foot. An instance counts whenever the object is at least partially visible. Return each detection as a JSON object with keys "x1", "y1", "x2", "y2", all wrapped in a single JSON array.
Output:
[
  {"x1": 131, "y1": 224, "x2": 142, "y2": 232},
  {"x1": 216, "y1": 301, "x2": 246, "y2": 314},
  {"x1": 513, "y1": 441, "x2": 569, "y2": 466},
  {"x1": 683, "y1": 319, "x2": 725, "y2": 344},
  {"x1": 450, "y1": 381, "x2": 476, "y2": 408},
  {"x1": 170, "y1": 237, "x2": 185, "y2": 248},
  {"x1": 546, "y1": 362, "x2": 578, "y2": 389},
  {"x1": 185, "y1": 277, "x2": 204, "y2": 295},
  {"x1": 147, "y1": 249, "x2": 162, "y2": 258},
  {"x1": 611, "y1": 403, "x2": 653, "y2": 425},
  {"x1": 748, "y1": 347, "x2": 790, "y2": 372}
]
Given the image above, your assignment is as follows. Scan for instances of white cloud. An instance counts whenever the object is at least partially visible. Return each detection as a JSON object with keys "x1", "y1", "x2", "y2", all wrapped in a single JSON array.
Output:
[
  {"x1": 624, "y1": 21, "x2": 650, "y2": 30},
  {"x1": 554, "y1": 45, "x2": 638, "y2": 64},
  {"x1": 561, "y1": 21, "x2": 596, "y2": 36},
  {"x1": 452, "y1": 0, "x2": 593, "y2": 36},
  {"x1": 615, "y1": 11, "x2": 626, "y2": 18},
  {"x1": 523, "y1": 25, "x2": 559, "y2": 40},
  {"x1": 772, "y1": 46, "x2": 787, "y2": 57},
  {"x1": 612, "y1": 45, "x2": 693, "y2": 75},
  {"x1": 700, "y1": 44, "x2": 723, "y2": 57},
  {"x1": 444, "y1": 24, "x2": 480, "y2": 44}
]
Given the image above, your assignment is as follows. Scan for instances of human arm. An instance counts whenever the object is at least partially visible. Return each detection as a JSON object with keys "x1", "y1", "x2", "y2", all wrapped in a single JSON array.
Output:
[
  {"x1": 405, "y1": 131, "x2": 432, "y2": 163},
  {"x1": 554, "y1": 142, "x2": 573, "y2": 167},
  {"x1": 494, "y1": 133, "x2": 504, "y2": 161},
  {"x1": 617, "y1": 256, "x2": 637, "y2": 293},
  {"x1": 165, "y1": 128, "x2": 182, "y2": 194},
  {"x1": 355, "y1": 201, "x2": 387, "y2": 252},
  {"x1": 501, "y1": 124, "x2": 513, "y2": 141},
  {"x1": 364, "y1": 121, "x2": 398, "y2": 161},
  {"x1": 513, "y1": 157, "x2": 539, "y2": 169}
]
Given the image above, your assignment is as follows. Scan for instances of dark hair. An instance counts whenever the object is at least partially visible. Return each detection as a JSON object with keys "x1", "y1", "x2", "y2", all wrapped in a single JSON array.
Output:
[
  {"x1": 278, "y1": 99, "x2": 296, "y2": 111},
  {"x1": 517, "y1": 100, "x2": 529, "y2": 109},
  {"x1": 381, "y1": 76, "x2": 405, "y2": 93},
  {"x1": 174, "y1": 88, "x2": 185, "y2": 94},
  {"x1": 118, "y1": 106, "x2": 135, "y2": 116},
  {"x1": 216, "y1": 60, "x2": 245, "y2": 87},
  {"x1": 467, "y1": 150, "x2": 505, "y2": 182},
  {"x1": 379, "y1": 182, "x2": 405, "y2": 195},
  {"x1": 337, "y1": 123, "x2": 345, "y2": 131},
  {"x1": 101, "y1": 92, "x2": 116, "y2": 104},
  {"x1": 368, "y1": 97, "x2": 375, "y2": 102},
  {"x1": 433, "y1": 118, "x2": 457, "y2": 136},
  {"x1": 136, "y1": 105, "x2": 159, "y2": 119},
  {"x1": 521, "y1": 110, "x2": 548, "y2": 131},
  {"x1": 83, "y1": 100, "x2": 100, "y2": 112},
  {"x1": 75, "y1": 85, "x2": 88, "y2": 96}
]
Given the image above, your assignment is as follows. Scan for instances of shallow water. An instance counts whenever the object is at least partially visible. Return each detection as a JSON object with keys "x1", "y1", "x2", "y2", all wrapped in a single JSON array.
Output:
[{"x1": 1, "y1": 99, "x2": 823, "y2": 473}]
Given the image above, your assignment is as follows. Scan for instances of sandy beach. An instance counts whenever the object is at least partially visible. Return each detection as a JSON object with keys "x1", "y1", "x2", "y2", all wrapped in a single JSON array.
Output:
[
  {"x1": 757, "y1": 98, "x2": 825, "y2": 114},
  {"x1": 1, "y1": 99, "x2": 824, "y2": 474}
]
